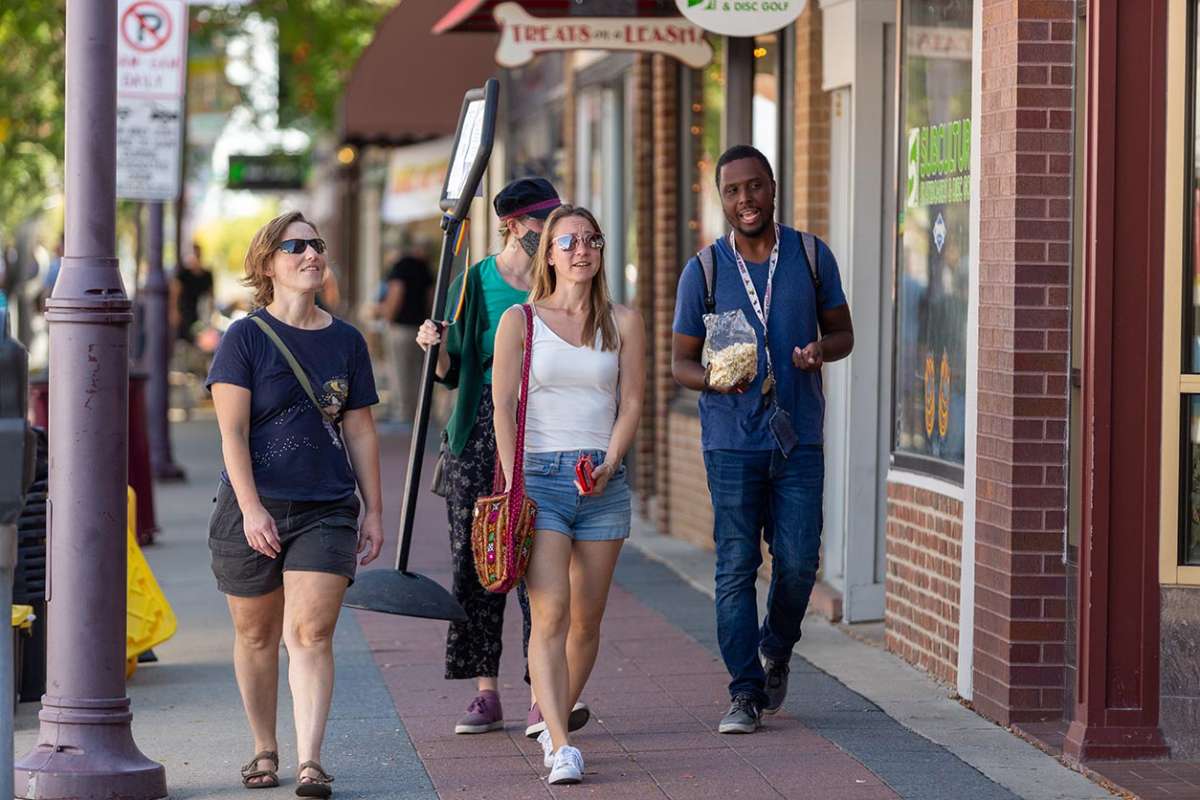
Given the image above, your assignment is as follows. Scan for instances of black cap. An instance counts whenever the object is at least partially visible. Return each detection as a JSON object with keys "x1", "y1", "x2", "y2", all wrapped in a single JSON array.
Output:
[{"x1": 493, "y1": 177, "x2": 561, "y2": 220}]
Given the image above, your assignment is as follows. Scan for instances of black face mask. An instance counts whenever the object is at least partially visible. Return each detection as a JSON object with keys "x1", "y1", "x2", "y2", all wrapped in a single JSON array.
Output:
[{"x1": 518, "y1": 229, "x2": 540, "y2": 257}]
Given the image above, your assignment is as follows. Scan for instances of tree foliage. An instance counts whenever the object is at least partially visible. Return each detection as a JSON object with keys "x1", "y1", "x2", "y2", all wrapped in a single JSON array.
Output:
[
  {"x1": 0, "y1": 2, "x2": 65, "y2": 242},
  {"x1": 201, "y1": 0, "x2": 393, "y2": 132}
]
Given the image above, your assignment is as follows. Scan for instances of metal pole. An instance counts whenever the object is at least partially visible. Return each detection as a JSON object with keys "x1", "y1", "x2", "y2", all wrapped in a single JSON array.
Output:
[
  {"x1": 13, "y1": 1, "x2": 167, "y2": 796},
  {"x1": 144, "y1": 203, "x2": 183, "y2": 480}
]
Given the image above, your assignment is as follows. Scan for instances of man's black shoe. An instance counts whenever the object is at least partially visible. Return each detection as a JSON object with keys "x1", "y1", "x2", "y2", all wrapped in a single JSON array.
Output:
[{"x1": 762, "y1": 652, "x2": 790, "y2": 715}]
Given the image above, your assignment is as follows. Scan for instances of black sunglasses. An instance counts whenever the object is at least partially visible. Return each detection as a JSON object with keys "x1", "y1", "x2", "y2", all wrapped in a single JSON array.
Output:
[
  {"x1": 552, "y1": 233, "x2": 605, "y2": 252},
  {"x1": 278, "y1": 238, "x2": 326, "y2": 255}
]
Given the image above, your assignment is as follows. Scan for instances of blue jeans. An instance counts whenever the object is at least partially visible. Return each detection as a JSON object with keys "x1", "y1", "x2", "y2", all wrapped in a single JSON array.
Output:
[{"x1": 703, "y1": 446, "x2": 823, "y2": 706}]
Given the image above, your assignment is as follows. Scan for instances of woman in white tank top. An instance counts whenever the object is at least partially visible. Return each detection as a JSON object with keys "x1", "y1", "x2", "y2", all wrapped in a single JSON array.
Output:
[{"x1": 493, "y1": 205, "x2": 646, "y2": 785}]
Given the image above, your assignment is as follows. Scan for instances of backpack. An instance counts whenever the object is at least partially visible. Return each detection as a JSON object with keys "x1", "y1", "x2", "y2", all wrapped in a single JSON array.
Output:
[{"x1": 698, "y1": 230, "x2": 822, "y2": 315}]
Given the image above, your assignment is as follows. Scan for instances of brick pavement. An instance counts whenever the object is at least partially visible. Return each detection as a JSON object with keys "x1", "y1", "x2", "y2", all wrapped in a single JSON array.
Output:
[{"x1": 352, "y1": 431, "x2": 1005, "y2": 799}]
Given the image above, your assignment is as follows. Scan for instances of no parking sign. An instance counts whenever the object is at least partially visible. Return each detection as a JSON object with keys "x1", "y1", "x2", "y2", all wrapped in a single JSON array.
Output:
[{"x1": 116, "y1": 0, "x2": 187, "y2": 200}]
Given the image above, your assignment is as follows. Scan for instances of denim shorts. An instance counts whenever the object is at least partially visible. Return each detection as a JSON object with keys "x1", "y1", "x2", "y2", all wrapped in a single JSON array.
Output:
[
  {"x1": 522, "y1": 450, "x2": 631, "y2": 541},
  {"x1": 208, "y1": 481, "x2": 361, "y2": 597}
]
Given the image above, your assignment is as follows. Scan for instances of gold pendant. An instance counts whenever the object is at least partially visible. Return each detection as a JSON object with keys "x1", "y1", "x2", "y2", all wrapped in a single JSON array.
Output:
[{"x1": 761, "y1": 373, "x2": 775, "y2": 395}]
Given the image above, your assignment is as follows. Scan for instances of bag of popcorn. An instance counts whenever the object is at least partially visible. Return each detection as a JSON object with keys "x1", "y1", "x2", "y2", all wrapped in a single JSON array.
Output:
[{"x1": 701, "y1": 309, "x2": 759, "y2": 391}]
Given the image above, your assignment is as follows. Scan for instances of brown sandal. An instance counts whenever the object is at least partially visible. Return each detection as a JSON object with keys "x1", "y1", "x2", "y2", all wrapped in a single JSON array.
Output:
[
  {"x1": 295, "y1": 761, "x2": 333, "y2": 798},
  {"x1": 240, "y1": 750, "x2": 279, "y2": 789}
]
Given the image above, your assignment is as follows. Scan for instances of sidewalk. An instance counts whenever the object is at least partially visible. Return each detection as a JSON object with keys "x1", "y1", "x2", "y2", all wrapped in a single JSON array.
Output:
[{"x1": 14, "y1": 420, "x2": 1119, "y2": 799}]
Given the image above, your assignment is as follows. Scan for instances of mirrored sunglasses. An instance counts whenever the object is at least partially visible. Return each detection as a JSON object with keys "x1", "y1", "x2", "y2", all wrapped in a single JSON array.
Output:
[
  {"x1": 552, "y1": 233, "x2": 605, "y2": 252},
  {"x1": 278, "y1": 238, "x2": 326, "y2": 255}
]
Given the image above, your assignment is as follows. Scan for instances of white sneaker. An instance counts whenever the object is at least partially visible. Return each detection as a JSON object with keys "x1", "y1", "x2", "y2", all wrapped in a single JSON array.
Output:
[
  {"x1": 548, "y1": 745, "x2": 583, "y2": 785},
  {"x1": 537, "y1": 729, "x2": 554, "y2": 768}
]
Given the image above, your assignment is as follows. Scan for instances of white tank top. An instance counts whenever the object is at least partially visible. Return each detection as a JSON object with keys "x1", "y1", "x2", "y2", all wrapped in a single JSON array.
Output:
[{"x1": 524, "y1": 306, "x2": 620, "y2": 453}]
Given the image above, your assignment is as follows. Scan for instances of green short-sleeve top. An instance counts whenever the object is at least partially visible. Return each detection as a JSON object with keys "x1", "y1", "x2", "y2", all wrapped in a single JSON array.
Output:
[{"x1": 478, "y1": 256, "x2": 530, "y2": 383}]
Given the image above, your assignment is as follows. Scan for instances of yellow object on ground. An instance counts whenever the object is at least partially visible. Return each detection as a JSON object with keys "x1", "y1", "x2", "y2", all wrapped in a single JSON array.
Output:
[
  {"x1": 125, "y1": 488, "x2": 177, "y2": 678},
  {"x1": 11, "y1": 605, "x2": 33, "y2": 630}
]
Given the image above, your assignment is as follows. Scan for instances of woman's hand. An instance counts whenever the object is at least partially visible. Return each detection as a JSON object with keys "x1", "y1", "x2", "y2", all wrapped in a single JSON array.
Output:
[
  {"x1": 242, "y1": 503, "x2": 281, "y2": 558},
  {"x1": 357, "y1": 511, "x2": 385, "y2": 566},
  {"x1": 578, "y1": 462, "x2": 617, "y2": 497},
  {"x1": 416, "y1": 319, "x2": 445, "y2": 351}
]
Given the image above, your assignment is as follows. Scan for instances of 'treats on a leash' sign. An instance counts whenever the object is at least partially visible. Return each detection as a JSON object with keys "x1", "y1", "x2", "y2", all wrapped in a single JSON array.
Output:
[
  {"x1": 116, "y1": 0, "x2": 188, "y2": 200},
  {"x1": 492, "y1": 2, "x2": 713, "y2": 69}
]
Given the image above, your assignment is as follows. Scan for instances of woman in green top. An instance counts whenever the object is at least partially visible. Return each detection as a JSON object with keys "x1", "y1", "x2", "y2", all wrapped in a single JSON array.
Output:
[{"x1": 417, "y1": 178, "x2": 587, "y2": 738}]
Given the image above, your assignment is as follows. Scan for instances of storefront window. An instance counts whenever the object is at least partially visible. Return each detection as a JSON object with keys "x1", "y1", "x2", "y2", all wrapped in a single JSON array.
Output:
[
  {"x1": 892, "y1": 1, "x2": 974, "y2": 478},
  {"x1": 752, "y1": 33, "x2": 779, "y2": 179}
]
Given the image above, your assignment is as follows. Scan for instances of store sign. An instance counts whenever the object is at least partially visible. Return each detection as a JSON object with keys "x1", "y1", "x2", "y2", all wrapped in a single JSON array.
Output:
[
  {"x1": 227, "y1": 153, "x2": 309, "y2": 191},
  {"x1": 892, "y1": 1, "x2": 974, "y2": 472},
  {"x1": 116, "y1": 0, "x2": 187, "y2": 200},
  {"x1": 675, "y1": 0, "x2": 807, "y2": 38},
  {"x1": 493, "y1": 2, "x2": 713, "y2": 69},
  {"x1": 382, "y1": 138, "x2": 452, "y2": 225}
]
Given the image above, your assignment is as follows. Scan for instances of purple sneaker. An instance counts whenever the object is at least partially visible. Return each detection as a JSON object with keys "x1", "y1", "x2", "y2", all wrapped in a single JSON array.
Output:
[
  {"x1": 524, "y1": 701, "x2": 591, "y2": 739},
  {"x1": 454, "y1": 690, "x2": 504, "y2": 734}
]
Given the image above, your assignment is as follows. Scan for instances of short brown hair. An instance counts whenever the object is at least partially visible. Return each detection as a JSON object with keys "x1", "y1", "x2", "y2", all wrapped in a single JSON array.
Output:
[{"x1": 241, "y1": 211, "x2": 319, "y2": 307}]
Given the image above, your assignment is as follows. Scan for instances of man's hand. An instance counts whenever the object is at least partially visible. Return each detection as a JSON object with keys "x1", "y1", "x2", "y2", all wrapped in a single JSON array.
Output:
[
  {"x1": 704, "y1": 364, "x2": 752, "y2": 394},
  {"x1": 793, "y1": 342, "x2": 824, "y2": 372}
]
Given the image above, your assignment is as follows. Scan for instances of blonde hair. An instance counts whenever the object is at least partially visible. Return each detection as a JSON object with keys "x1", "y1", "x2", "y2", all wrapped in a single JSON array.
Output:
[
  {"x1": 242, "y1": 211, "x2": 320, "y2": 308},
  {"x1": 529, "y1": 205, "x2": 617, "y2": 351}
]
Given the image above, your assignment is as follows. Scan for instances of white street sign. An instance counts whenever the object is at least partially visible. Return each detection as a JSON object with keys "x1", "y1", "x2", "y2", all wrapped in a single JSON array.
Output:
[{"x1": 116, "y1": 0, "x2": 188, "y2": 200}]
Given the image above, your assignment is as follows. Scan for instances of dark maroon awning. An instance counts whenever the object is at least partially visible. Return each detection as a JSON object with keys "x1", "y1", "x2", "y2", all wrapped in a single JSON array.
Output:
[
  {"x1": 434, "y1": 0, "x2": 679, "y2": 35},
  {"x1": 341, "y1": 0, "x2": 500, "y2": 146}
]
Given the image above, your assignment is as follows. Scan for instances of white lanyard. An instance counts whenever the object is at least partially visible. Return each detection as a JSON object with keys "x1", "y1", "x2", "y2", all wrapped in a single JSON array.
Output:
[{"x1": 729, "y1": 224, "x2": 781, "y2": 383}]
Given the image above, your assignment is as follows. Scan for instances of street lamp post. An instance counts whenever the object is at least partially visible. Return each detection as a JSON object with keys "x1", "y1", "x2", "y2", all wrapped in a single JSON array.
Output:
[
  {"x1": 143, "y1": 202, "x2": 185, "y2": 480},
  {"x1": 13, "y1": 1, "x2": 167, "y2": 797}
]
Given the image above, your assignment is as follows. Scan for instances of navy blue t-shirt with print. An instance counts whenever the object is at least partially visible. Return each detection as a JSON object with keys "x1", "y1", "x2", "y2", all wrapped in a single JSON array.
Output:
[
  {"x1": 673, "y1": 226, "x2": 847, "y2": 452},
  {"x1": 206, "y1": 308, "x2": 378, "y2": 501}
]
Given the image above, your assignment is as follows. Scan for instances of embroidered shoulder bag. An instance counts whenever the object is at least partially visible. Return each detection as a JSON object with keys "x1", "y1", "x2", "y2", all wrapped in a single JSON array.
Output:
[{"x1": 471, "y1": 304, "x2": 537, "y2": 593}]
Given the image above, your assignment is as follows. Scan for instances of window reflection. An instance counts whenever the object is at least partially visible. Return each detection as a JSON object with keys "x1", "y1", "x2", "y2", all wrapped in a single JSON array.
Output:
[{"x1": 752, "y1": 33, "x2": 779, "y2": 180}]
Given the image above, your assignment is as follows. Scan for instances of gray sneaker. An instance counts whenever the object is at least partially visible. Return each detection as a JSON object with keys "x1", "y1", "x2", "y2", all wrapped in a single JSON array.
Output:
[
  {"x1": 718, "y1": 694, "x2": 761, "y2": 734},
  {"x1": 762, "y1": 652, "x2": 790, "y2": 715}
]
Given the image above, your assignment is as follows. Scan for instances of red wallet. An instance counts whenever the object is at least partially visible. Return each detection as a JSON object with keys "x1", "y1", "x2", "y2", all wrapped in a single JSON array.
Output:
[{"x1": 575, "y1": 454, "x2": 596, "y2": 494}]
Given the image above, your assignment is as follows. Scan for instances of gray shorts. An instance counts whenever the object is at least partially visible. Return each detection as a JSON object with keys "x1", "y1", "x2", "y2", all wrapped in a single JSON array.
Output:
[{"x1": 208, "y1": 481, "x2": 361, "y2": 597}]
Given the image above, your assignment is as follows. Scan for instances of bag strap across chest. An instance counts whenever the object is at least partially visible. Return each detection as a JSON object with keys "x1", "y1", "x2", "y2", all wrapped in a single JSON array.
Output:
[
  {"x1": 492, "y1": 304, "x2": 535, "y2": 495},
  {"x1": 250, "y1": 315, "x2": 338, "y2": 425}
]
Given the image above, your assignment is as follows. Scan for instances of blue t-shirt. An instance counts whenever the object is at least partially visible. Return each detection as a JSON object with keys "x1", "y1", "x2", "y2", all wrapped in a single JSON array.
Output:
[
  {"x1": 206, "y1": 309, "x2": 379, "y2": 501},
  {"x1": 673, "y1": 227, "x2": 847, "y2": 452}
]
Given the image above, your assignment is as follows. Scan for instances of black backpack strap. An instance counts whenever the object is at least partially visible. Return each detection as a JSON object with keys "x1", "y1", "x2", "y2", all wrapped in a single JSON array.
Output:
[
  {"x1": 801, "y1": 232, "x2": 822, "y2": 293},
  {"x1": 698, "y1": 244, "x2": 718, "y2": 314}
]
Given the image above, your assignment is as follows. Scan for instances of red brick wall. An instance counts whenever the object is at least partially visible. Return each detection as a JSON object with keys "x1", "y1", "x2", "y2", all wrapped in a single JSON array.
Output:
[
  {"x1": 793, "y1": 5, "x2": 829, "y2": 238},
  {"x1": 885, "y1": 484, "x2": 964, "y2": 686},
  {"x1": 632, "y1": 55, "x2": 656, "y2": 513},
  {"x1": 667, "y1": 411, "x2": 712, "y2": 549},
  {"x1": 973, "y1": 0, "x2": 1074, "y2": 725},
  {"x1": 651, "y1": 55, "x2": 680, "y2": 534}
]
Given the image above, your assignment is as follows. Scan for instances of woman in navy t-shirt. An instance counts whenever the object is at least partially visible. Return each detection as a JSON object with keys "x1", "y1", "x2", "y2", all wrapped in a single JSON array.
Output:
[{"x1": 206, "y1": 211, "x2": 383, "y2": 796}]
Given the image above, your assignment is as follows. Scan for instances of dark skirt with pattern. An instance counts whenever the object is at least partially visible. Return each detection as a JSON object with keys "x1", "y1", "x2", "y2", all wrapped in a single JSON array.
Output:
[{"x1": 443, "y1": 391, "x2": 532, "y2": 680}]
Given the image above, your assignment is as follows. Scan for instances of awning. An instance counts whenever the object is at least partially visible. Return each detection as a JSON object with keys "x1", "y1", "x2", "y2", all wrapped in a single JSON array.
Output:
[
  {"x1": 434, "y1": 0, "x2": 678, "y2": 34},
  {"x1": 341, "y1": 0, "x2": 499, "y2": 146}
]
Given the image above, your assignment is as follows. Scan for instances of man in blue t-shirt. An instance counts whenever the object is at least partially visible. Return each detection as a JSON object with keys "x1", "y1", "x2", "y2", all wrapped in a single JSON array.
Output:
[{"x1": 672, "y1": 145, "x2": 854, "y2": 734}]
